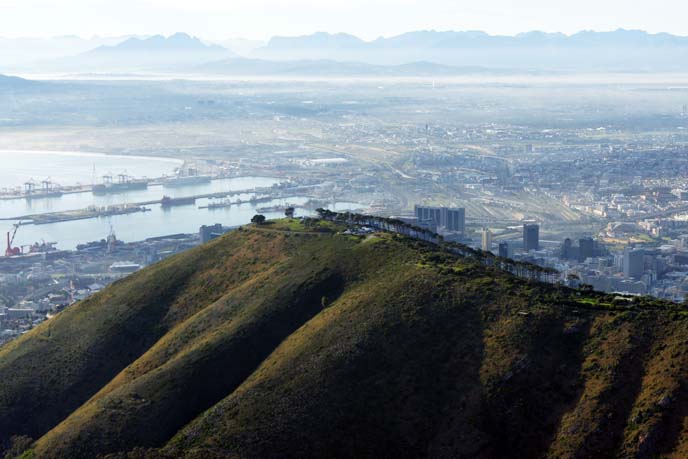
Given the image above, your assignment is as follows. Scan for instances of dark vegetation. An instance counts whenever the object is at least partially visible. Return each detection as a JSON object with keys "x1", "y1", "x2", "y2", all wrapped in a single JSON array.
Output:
[
  {"x1": 1, "y1": 218, "x2": 688, "y2": 459},
  {"x1": 250, "y1": 214, "x2": 266, "y2": 225}
]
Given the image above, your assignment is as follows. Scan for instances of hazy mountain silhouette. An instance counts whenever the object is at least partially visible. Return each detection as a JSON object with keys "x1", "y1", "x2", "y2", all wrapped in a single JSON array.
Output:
[
  {"x1": 253, "y1": 29, "x2": 688, "y2": 71},
  {"x1": 8, "y1": 29, "x2": 688, "y2": 75},
  {"x1": 261, "y1": 29, "x2": 688, "y2": 50},
  {"x1": 0, "y1": 74, "x2": 35, "y2": 88},
  {"x1": 43, "y1": 33, "x2": 235, "y2": 73},
  {"x1": 91, "y1": 32, "x2": 227, "y2": 53}
]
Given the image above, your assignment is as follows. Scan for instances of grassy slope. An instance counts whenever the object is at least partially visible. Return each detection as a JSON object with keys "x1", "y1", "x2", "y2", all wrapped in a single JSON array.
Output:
[
  {"x1": 2, "y1": 220, "x2": 688, "y2": 458},
  {"x1": 0, "y1": 229, "x2": 286, "y2": 447}
]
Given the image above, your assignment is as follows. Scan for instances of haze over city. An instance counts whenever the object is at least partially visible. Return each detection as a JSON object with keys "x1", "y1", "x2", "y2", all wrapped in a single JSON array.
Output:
[{"x1": 5, "y1": 2, "x2": 688, "y2": 458}]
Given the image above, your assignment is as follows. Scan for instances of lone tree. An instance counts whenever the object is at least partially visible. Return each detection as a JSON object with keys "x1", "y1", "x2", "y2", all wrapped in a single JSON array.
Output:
[
  {"x1": 578, "y1": 283, "x2": 594, "y2": 293},
  {"x1": 284, "y1": 207, "x2": 295, "y2": 219},
  {"x1": 251, "y1": 214, "x2": 266, "y2": 225}
]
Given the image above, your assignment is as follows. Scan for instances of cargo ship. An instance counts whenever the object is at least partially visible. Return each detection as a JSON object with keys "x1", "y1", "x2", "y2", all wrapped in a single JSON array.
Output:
[
  {"x1": 162, "y1": 167, "x2": 211, "y2": 188},
  {"x1": 160, "y1": 195, "x2": 196, "y2": 208},
  {"x1": 92, "y1": 174, "x2": 149, "y2": 195},
  {"x1": 199, "y1": 198, "x2": 242, "y2": 210}
]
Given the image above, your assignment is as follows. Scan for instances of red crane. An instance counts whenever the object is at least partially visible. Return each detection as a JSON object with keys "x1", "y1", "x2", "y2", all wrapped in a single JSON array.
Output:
[{"x1": 5, "y1": 224, "x2": 21, "y2": 257}]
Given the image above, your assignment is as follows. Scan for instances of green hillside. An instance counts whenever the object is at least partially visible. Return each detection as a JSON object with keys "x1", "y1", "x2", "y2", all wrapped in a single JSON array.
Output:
[{"x1": 2, "y1": 218, "x2": 688, "y2": 459}]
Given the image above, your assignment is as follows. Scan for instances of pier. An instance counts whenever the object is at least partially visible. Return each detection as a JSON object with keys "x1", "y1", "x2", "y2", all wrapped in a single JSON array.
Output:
[
  {"x1": 17, "y1": 205, "x2": 150, "y2": 225},
  {"x1": 1, "y1": 185, "x2": 311, "y2": 225}
]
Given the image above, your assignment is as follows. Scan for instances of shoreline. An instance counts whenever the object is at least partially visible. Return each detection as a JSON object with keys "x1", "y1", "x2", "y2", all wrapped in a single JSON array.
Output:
[
  {"x1": 0, "y1": 148, "x2": 184, "y2": 165},
  {"x1": 0, "y1": 149, "x2": 185, "y2": 193}
]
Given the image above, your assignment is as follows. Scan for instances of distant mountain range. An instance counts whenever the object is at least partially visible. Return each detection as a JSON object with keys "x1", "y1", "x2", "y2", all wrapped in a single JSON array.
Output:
[
  {"x1": 253, "y1": 29, "x2": 688, "y2": 71},
  {"x1": 89, "y1": 32, "x2": 227, "y2": 53},
  {"x1": 39, "y1": 33, "x2": 235, "y2": 73},
  {"x1": 5, "y1": 29, "x2": 688, "y2": 75},
  {"x1": 263, "y1": 29, "x2": 688, "y2": 51}
]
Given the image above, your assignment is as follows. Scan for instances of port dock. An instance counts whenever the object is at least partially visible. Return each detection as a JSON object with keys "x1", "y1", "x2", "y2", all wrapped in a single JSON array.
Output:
[
  {"x1": 1, "y1": 186, "x2": 306, "y2": 225},
  {"x1": 17, "y1": 205, "x2": 150, "y2": 225}
]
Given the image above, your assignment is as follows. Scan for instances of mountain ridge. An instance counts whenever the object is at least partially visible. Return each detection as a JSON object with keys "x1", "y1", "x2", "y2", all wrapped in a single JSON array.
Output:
[
  {"x1": 8, "y1": 29, "x2": 688, "y2": 74},
  {"x1": 2, "y1": 217, "x2": 688, "y2": 458},
  {"x1": 262, "y1": 28, "x2": 688, "y2": 50},
  {"x1": 0, "y1": 74, "x2": 36, "y2": 89},
  {"x1": 40, "y1": 33, "x2": 235, "y2": 73},
  {"x1": 252, "y1": 29, "x2": 688, "y2": 70},
  {"x1": 88, "y1": 32, "x2": 227, "y2": 53}
]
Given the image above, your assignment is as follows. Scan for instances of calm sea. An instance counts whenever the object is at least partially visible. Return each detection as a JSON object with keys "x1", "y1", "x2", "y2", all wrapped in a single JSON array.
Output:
[{"x1": 0, "y1": 149, "x2": 182, "y2": 190}]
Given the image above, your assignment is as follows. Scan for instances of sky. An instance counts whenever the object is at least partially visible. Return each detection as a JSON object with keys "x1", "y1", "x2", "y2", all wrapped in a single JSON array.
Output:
[{"x1": 1, "y1": 0, "x2": 687, "y2": 40}]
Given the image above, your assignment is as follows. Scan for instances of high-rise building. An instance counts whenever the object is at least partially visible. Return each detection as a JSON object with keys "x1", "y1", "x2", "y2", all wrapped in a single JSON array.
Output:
[
  {"x1": 498, "y1": 241, "x2": 509, "y2": 258},
  {"x1": 443, "y1": 207, "x2": 465, "y2": 233},
  {"x1": 414, "y1": 205, "x2": 465, "y2": 234},
  {"x1": 623, "y1": 248, "x2": 644, "y2": 279},
  {"x1": 560, "y1": 238, "x2": 573, "y2": 259},
  {"x1": 523, "y1": 224, "x2": 539, "y2": 252},
  {"x1": 414, "y1": 205, "x2": 442, "y2": 226},
  {"x1": 579, "y1": 237, "x2": 595, "y2": 261},
  {"x1": 481, "y1": 228, "x2": 492, "y2": 252}
]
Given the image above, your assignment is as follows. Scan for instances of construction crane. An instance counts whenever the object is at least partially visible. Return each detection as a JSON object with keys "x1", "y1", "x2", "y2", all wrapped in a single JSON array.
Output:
[{"x1": 5, "y1": 224, "x2": 21, "y2": 257}]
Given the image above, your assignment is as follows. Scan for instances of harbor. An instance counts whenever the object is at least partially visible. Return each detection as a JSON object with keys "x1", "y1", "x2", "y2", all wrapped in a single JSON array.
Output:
[
  {"x1": 0, "y1": 194, "x2": 363, "y2": 252},
  {"x1": 0, "y1": 151, "x2": 365, "y2": 251},
  {"x1": 1, "y1": 178, "x2": 355, "y2": 223},
  {"x1": 1, "y1": 172, "x2": 224, "y2": 201},
  {"x1": 0, "y1": 149, "x2": 183, "y2": 200},
  {"x1": 2, "y1": 187, "x2": 299, "y2": 223},
  {"x1": 0, "y1": 154, "x2": 233, "y2": 201}
]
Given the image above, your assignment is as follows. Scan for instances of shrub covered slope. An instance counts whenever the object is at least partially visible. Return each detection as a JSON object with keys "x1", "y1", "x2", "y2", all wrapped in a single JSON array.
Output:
[{"x1": 2, "y1": 220, "x2": 688, "y2": 459}]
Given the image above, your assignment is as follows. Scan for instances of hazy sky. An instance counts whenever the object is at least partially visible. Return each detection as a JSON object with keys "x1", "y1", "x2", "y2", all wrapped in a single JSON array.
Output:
[{"x1": 1, "y1": 0, "x2": 687, "y2": 40}]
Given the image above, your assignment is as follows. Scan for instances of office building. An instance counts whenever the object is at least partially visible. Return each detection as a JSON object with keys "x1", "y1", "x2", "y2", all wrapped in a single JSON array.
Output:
[
  {"x1": 560, "y1": 238, "x2": 573, "y2": 259},
  {"x1": 498, "y1": 241, "x2": 509, "y2": 258},
  {"x1": 481, "y1": 228, "x2": 492, "y2": 252},
  {"x1": 623, "y1": 248, "x2": 645, "y2": 279},
  {"x1": 414, "y1": 205, "x2": 442, "y2": 226},
  {"x1": 443, "y1": 207, "x2": 465, "y2": 233},
  {"x1": 414, "y1": 205, "x2": 465, "y2": 234},
  {"x1": 579, "y1": 237, "x2": 595, "y2": 261},
  {"x1": 523, "y1": 224, "x2": 539, "y2": 252}
]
